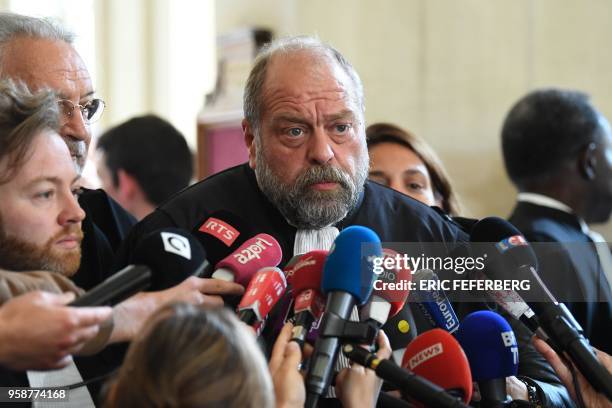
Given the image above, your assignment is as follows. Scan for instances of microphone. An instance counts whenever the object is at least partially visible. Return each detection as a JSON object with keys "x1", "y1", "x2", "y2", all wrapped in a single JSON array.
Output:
[
  {"x1": 476, "y1": 268, "x2": 549, "y2": 341},
  {"x1": 342, "y1": 344, "x2": 470, "y2": 408},
  {"x1": 191, "y1": 210, "x2": 254, "y2": 266},
  {"x1": 456, "y1": 310, "x2": 519, "y2": 407},
  {"x1": 237, "y1": 266, "x2": 287, "y2": 328},
  {"x1": 305, "y1": 226, "x2": 382, "y2": 408},
  {"x1": 70, "y1": 265, "x2": 151, "y2": 307},
  {"x1": 402, "y1": 328, "x2": 473, "y2": 404},
  {"x1": 412, "y1": 269, "x2": 460, "y2": 334},
  {"x1": 212, "y1": 233, "x2": 282, "y2": 286},
  {"x1": 470, "y1": 217, "x2": 612, "y2": 400},
  {"x1": 361, "y1": 248, "x2": 412, "y2": 332},
  {"x1": 71, "y1": 228, "x2": 209, "y2": 307},
  {"x1": 284, "y1": 250, "x2": 328, "y2": 349}
]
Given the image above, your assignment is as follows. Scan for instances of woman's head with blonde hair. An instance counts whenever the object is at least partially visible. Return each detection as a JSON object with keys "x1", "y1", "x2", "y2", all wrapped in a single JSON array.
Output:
[{"x1": 106, "y1": 303, "x2": 274, "y2": 408}]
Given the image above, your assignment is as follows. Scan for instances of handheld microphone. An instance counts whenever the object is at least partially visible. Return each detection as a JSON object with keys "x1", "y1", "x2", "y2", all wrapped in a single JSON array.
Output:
[
  {"x1": 342, "y1": 344, "x2": 470, "y2": 408},
  {"x1": 72, "y1": 228, "x2": 208, "y2": 306},
  {"x1": 285, "y1": 250, "x2": 328, "y2": 349},
  {"x1": 305, "y1": 226, "x2": 382, "y2": 408},
  {"x1": 70, "y1": 265, "x2": 151, "y2": 307},
  {"x1": 471, "y1": 217, "x2": 612, "y2": 400},
  {"x1": 237, "y1": 266, "x2": 287, "y2": 328},
  {"x1": 212, "y1": 233, "x2": 282, "y2": 286},
  {"x1": 456, "y1": 310, "x2": 519, "y2": 407},
  {"x1": 402, "y1": 328, "x2": 473, "y2": 404},
  {"x1": 191, "y1": 210, "x2": 254, "y2": 266},
  {"x1": 471, "y1": 268, "x2": 548, "y2": 340},
  {"x1": 412, "y1": 269, "x2": 460, "y2": 334},
  {"x1": 360, "y1": 248, "x2": 412, "y2": 332}
]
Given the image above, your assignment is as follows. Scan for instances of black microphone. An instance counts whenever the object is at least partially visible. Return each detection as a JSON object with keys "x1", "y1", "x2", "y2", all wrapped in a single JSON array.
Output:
[
  {"x1": 72, "y1": 228, "x2": 209, "y2": 307},
  {"x1": 70, "y1": 265, "x2": 151, "y2": 307},
  {"x1": 342, "y1": 344, "x2": 470, "y2": 408},
  {"x1": 470, "y1": 217, "x2": 612, "y2": 400}
]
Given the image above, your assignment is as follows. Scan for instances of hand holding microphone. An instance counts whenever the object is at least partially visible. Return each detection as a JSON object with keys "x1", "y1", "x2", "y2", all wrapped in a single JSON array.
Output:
[
  {"x1": 336, "y1": 330, "x2": 392, "y2": 408},
  {"x1": 269, "y1": 322, "x2": 307, "y2": 408},
  {"x1": 534, "y1": 337, "x2": 612, "y2": 408}
]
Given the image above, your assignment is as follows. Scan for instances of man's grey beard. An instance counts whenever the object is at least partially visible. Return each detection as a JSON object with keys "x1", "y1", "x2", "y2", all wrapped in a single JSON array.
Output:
[
  {"x1": 64, "y1": 138, "x2": 87, "y2": 174},
  {"x1": 254, "y1": 137, "x2": 369, "y2": 229}
]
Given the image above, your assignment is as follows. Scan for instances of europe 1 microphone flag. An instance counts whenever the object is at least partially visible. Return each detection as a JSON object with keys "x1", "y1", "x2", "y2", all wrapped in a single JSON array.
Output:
[{"x1": 412, "y1": 269, "x2": 460, "y2": 334}]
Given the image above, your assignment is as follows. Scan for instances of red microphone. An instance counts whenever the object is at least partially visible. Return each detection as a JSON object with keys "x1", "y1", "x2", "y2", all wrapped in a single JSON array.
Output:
[
  {"x1": 212, "y1": 233, "x2": 282, "y2": 286},
  {"x1": 360, "y1": 248, "x2": 412, "y2": 328},
  {"x1": 284, "y1": 250, "x2": 328, "y2": 349},
  {"x1": 237, "y1": 266, "x2": 287, "y2": 329},
  {"x1": 402, "y1": 328, "x2": 473, "y2": 405}
]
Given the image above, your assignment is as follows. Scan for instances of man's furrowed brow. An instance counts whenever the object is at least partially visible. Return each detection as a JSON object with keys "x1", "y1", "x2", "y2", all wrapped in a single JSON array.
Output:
[
  {"x1": 323, "y1": 110, "x2": 356, "y2": 122},
  {"x1": 272, "y1": 114, "x2": 311, "y2": 125}
]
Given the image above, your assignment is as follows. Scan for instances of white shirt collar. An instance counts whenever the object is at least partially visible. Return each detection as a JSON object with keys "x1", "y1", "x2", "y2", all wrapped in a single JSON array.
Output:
[{"x1": 517, "y1": 192, "x2": 589, "y2": 234}]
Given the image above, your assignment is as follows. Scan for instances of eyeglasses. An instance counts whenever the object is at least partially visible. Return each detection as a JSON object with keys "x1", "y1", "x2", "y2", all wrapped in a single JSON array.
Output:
[{"x1": 57, "y1": 98, "x2": 106, "y2": 124}]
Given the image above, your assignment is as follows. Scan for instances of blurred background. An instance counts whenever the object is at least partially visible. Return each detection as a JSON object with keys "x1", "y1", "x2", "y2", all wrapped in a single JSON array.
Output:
[{"x1": 1, "y1": 0, "x2": 611, "y2": 238}]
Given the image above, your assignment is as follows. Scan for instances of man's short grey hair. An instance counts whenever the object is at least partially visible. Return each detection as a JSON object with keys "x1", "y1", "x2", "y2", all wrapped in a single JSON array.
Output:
[
  {"x1": 0, "y1": 79, "x2": 60, "y2": 184},
  {"x1": 243, "y1": 36, "x2": 365, "y2": 133},
  {"x1": 0, "y1": 12, "x2": 75, "y2": 74}
]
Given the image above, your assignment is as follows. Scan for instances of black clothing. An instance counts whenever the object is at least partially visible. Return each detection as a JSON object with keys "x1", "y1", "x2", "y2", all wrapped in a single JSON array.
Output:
[
  {"x1": 509, "y1": 201, "x2": 612, "y2": 355},
  {"x1": 116, "y1": 164, "x2": 573, "y2": 407}
]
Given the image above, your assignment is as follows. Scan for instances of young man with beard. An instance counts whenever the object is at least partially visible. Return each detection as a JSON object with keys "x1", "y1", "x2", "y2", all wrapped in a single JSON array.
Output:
[
  {"x1": 118, "y1": 36, "x2": 573, "y2": 406},
  {"x1": 0, "y1": 79, "x2": 244, "y2": 406},
  {"x1": 0, "y1": 13, "x2": 245, "y2": 402}
]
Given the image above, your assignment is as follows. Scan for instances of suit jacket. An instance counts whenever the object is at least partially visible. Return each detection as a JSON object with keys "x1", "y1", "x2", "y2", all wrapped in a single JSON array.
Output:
[
  {"x1": 115, "y1": 164, "x2": 572, "y2": 407},
  {"x1": 509, "y1": 201, "x2": 612, "y2": 355}
]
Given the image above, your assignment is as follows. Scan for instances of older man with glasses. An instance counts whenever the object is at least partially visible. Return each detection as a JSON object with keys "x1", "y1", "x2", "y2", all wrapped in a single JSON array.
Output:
[{"x1": 0, "y1": 13, "x2": 244, "y2": 404}]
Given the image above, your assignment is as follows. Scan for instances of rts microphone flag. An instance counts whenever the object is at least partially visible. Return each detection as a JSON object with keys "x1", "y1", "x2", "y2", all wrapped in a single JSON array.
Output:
[
  {"x1": 191, "y1": 210, "x2": 254, "y2": 266},
  {"x1": 456, "y1": 310, "x2": 518, "y2": 406},
  {"x1": 402, "y1": 328, "x2": 473, "y2": 404},
  {"x1": 213, "y1": 233, "x2": 282, "y2": 286}
]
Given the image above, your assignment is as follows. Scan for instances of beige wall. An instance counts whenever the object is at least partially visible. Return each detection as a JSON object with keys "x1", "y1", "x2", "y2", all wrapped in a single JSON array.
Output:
[{"x1": 216, "y1": 0, "x2": 612, "y2": 238}]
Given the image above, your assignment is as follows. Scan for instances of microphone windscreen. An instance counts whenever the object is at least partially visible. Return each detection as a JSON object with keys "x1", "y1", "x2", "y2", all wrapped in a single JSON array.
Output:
[
  {"x1": 238, "y1": 266, "x2": 288, "y2": 321},
  {"x1": 191, "y1": 210, "x2": 254, "y2": 266},
  {"x1": 132, "y1": 228, "x2": 209, "y2": 290},
  {"x1": 322, "y1": 226, "x2": 382, "y2": 305},
  {"x1": 376, "y1": 248, "x2": 412, "y2": 316},
  {"x1": 456, "y1": 310, "x2": 519, "y2": 382},
  {"x1": 285, "y1": 250, "x2": 328, "y2": 294},
  {"x1": 402, "y1": 328, "x2": 473, "y2": 403},
  {"x1": 469, "y1": 217, "x2": 538, "y2": 269},
  {"x1": 215, "y1": 233, "x2": 283, "y2": 286}
]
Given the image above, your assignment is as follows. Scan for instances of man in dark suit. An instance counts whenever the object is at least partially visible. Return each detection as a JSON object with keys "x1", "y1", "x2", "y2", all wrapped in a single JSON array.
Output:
[
  {"x1": 118, "y1": 36, "x2": 574, "y2": 406},
  {"x1": 502, "y1": 88, "x2": 612, "y2": 355}
]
